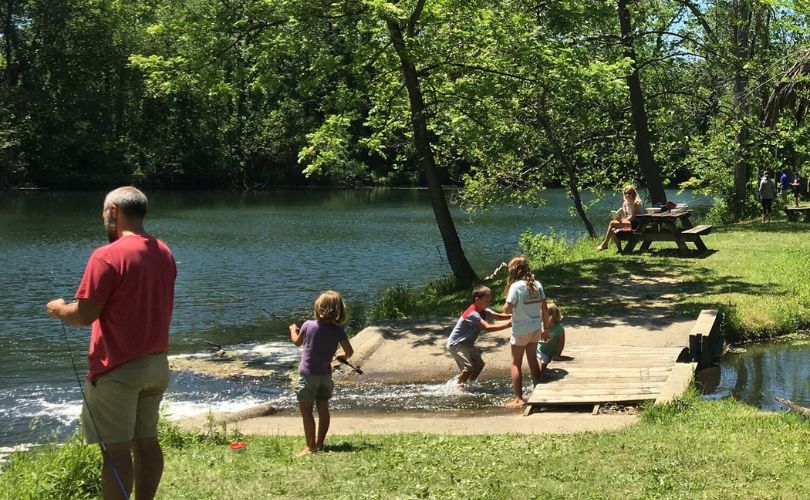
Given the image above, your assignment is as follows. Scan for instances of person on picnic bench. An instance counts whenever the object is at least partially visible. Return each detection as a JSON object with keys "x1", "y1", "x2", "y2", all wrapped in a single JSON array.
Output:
[{"x1": 595, "y1": 185, "x2": 642, "y2": 252}]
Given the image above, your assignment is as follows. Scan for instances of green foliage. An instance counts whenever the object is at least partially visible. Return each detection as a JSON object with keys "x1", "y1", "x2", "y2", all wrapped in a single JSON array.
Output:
[
  {"x1": 518, "y1": 228, "x2": 571, "y2": 269},
  {"x1": 10, "y1": 397, "x2": 807, "y2": 498},
  {"x1": 159, "y1": 413, "x2": 244, "y2": 450},
  {"x1": 367, "y1": 277, "x2": 463, "y2": 321},
  {"x1": 0, "y1": 433, "x2": 101, "y2": 499},
  {"x1": 640, "y1": 388, "x2": 698, "y2": 424}
]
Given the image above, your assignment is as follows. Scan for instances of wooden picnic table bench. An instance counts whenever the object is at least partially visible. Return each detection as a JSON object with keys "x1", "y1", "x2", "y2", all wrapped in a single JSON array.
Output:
[
  {"x1": 783, "y1": 206, "x2": 810, "y2": 221},
  {"x1": 613, "y1": 210, "x2": 712, "y2": 255}
]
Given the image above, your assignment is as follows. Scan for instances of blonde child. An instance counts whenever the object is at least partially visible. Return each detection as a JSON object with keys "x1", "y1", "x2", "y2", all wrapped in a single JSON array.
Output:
[
  {"x1": 537, "y1": 302, "x2": 565, "y2": 375},
  {"x1": 502, "y1": 256, "x2": 549, "y2": 408},
  {"x1": 447, "y1": 285, "x2": 512, "y2": 386},
  {"x1": 289, "y1": 290, "x2": 354, "y2": 456}
]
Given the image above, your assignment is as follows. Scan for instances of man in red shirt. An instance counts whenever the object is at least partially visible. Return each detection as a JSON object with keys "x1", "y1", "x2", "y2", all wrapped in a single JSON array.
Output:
[{"x1": 47, "y1": 186, "x2": 176, "y2": 500}]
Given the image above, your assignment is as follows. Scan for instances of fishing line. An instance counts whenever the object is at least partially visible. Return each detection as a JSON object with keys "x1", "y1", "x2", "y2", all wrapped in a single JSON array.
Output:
[
  {"x1": 208, "y1": 291, "x2": 286, "y2": 322},
  {"x1": 59, "y1": 320, "x2": 130, "y2": 500}
]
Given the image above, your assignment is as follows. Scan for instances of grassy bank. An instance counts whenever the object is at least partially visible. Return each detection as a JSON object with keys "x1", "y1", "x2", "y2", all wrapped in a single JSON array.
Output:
[
  {"x1": 2, "y1": 392, "x2": 808, "y2": 499},
  {"x1": 371, "y1": 220, "x2": 810, "y2": 341}
]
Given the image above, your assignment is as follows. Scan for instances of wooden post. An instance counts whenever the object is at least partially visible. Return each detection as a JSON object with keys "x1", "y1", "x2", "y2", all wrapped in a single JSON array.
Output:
[{"x1": 689, "y1": 334, "x2": 702, "y2": 365}]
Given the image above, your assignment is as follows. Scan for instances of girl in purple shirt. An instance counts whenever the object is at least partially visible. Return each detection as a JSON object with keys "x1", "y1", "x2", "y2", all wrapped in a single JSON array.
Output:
[{"x1": 289, "y1": 290, "x2": 354, "y2": 456}]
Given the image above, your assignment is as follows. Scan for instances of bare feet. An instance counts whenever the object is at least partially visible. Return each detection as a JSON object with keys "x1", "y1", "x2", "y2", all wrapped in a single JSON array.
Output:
[
  {"x1": 296, "y1": 447, "x2": 314, "y2": 457},
  {"x1": 594, "y1": 244, "x2": 606, "y2": 252},
  {"x1": 504, "y1": 398, "x2": 524, "y2": 408}
]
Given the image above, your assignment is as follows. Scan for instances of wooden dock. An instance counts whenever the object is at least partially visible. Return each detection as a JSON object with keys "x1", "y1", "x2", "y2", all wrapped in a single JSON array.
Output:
[{"x1": 525, "y1": 310, "x2": 720, "y2": 414}]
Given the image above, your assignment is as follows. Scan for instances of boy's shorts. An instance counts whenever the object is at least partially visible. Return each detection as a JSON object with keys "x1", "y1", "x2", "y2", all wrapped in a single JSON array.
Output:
[
  {"x1": 448, "y1": 343, "x2": 484, "y2": 373},
  {"x1": 510, "y1": 329, "x2": 542, "y2": 347},
  {"x1": 538, "y1": 351, "x2": 553, "y2": 366},
  {"x1": 82, "y1": 353, "x2": 170, "y2": 445},
  {"x1": 295, "y1": 373, "x2": 334, "y2": 401}
]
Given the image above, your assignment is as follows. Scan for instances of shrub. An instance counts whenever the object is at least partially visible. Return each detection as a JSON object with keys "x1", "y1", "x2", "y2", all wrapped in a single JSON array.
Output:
[
  {"x1": 0, "y1": 433, "x2": 101, "y2": 499},
  {"x1": 518, "y1": 228, "x2": 570, "y2": 268}
]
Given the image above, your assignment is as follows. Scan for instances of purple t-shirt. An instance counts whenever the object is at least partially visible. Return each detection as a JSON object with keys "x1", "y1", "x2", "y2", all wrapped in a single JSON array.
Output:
[{"x1": 298, "y1": 320, "x2": 347, "y2": 376}]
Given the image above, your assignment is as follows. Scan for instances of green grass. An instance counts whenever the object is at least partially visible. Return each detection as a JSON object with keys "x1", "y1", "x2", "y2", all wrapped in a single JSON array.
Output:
[
  {"x1": 3, "y1": 394, "x2": 808, "y2": 499},
  {"x1": 370, "y1": 220, "x2": 810, "y2": 341}
]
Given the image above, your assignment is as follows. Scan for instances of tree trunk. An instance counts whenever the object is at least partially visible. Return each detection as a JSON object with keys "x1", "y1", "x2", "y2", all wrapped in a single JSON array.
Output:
[
  {"x1": 537, "y1": 113, "x2": 596, "y2": 237},
  {"x1": 617, "y1": 0, "x2": 667, "y2": 205},
  {"x1": 3, "y1": 0, "x2": 18, "y2": 87},
  {"x1": 731, "y1": 0, "x2": 752, "y2": 217},
  {"x1": 386, "y1": 19, "x2": 477, "y2": 286}
]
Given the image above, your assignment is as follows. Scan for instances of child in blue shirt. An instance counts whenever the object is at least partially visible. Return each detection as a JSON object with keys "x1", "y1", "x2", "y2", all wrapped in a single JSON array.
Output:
[{"x1": 447, "y1": 285, "x2": 511, "y2": 386}]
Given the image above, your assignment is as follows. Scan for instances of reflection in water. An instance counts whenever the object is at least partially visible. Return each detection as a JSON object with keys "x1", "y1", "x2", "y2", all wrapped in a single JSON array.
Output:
[{"x1": 708, "y1": 338, "x2": 809, "y2": 411}]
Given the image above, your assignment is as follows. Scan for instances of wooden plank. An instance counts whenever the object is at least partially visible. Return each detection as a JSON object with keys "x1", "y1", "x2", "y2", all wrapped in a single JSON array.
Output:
[
  {"x1": 540, "y1": 367, "x2": 672, "y2": 373},
  {"x1": 552, "y1": 362, "x2": 677, "y2": 368},
  {"x1": 688, "y1": 310, "x2": 718, "y2": 337},
  {"x1": 537, "y1": 381, "x2": 666, "y2": 389},
  {"x1": 529, "y1": 394, "x2": 657, "y2": 404},
  {"x1": 533, "y1": 387, "x2": 661, "y2": 396},
  {"x1": 592, "y1": 404, "x2": 600, "y2": 415}
]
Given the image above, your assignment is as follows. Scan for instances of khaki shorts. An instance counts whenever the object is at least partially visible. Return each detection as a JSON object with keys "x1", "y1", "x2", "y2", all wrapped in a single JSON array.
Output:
[
  {"x1": 82, "y1": 353, "x2": 170, "y2": 445},
  {"x1": 295, "y1": 373, "x2": 334, "y2": 401},
  {"x1": 448, "y1": 343, "x2": 484, "y2": 373},
  {"x1": 510, "y1": 329, "x2": 542, "y2": 347}
]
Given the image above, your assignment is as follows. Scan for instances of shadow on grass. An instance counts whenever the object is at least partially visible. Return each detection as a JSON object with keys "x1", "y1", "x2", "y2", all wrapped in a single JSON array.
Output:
[
  {"x1": 323, "y1": 441, "x2": 381, "y2": 453},
  {"x1": 538, "y1": 248, "x2": 768, "y2": 333}
]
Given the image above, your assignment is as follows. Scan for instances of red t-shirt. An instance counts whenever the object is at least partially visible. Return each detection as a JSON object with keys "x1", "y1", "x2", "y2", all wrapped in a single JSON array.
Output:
[{"x1": 75, "y1": 234, "x2": 176, "y2": 381}]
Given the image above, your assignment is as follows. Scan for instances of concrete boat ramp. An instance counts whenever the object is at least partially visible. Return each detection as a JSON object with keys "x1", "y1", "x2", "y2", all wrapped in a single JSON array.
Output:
[
  {"x1": 179, "y1": 311, "x2": 720, "y2": 436},
  {"x1": 334, "y1": 311, "x2": 719, "y2": 412}
]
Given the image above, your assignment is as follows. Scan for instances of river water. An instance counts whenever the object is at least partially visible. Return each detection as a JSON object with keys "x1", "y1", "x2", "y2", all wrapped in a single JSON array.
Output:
[{"x1": 0, "y1": 187, "x2": 763, "y2": 451}]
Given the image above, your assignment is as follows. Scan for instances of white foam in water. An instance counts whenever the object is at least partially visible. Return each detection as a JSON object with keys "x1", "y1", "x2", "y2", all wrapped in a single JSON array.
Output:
[
  {"x1": 171, "y1": 341, "x2": 300, "y2": 366},
  {"x1": 24, "y1": 399, "x2": 82, "y2": 425},
  {"x1": 0, "y1": 443, "x2": 35, "y2": 465},
  {"x1": 161, "y1": 395, "x2": 293, "y2": 420}
]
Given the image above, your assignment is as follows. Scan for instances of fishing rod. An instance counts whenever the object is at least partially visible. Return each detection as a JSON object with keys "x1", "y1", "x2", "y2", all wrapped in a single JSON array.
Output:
[
  {"x1": 207, "y1": 291, "x2": 286, "y2": 322},
  {"x1": 336, "y1": 357, "x2": 363, "y2": 375},
  {"x1": 59, "y1": 320, "x2": 130, "y2": 500}
]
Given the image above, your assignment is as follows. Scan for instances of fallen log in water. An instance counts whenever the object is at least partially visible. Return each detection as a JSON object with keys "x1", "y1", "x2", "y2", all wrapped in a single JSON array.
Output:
[
  {"x1": 775, "y1": 397, "x2": 810, "y2": 417},
  {"x1": 217, "y1": 403, "x2": 278, "y2": 423}
]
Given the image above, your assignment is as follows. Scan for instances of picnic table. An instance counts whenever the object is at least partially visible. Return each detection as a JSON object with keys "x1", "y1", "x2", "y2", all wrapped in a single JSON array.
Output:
[
  {"x1": 783, "y1": 206, "x2": 810, "y2": 221},
  {"x1": 614, "y1": 209, "x2": 712, "y2": 255}
]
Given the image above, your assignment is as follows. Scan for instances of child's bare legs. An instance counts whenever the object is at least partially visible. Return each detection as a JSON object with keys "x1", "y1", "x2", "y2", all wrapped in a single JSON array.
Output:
[
  {"x1": 315, "y1": 400, "x2": 330, "y2": 451},
  {"x1": 298, "y1": 400, "x2": 316, "y2": 456},
  {"x1": 456, "y1": 370, "x2": 472, "y2": 385},
  {"x1": 553, "y1": 333, "x2": 566, "y2": 361},
  {"x1": 506, "y1": 345, "x2": 526, "y2": 407},
  {"x1": 526, "y1": 342, "x2": 541, "y2": 386}
]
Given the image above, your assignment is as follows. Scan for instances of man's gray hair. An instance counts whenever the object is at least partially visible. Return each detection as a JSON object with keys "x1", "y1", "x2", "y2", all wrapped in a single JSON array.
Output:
[{"x1": 104, "y1": 186, "x2": 148, "y2": 219}]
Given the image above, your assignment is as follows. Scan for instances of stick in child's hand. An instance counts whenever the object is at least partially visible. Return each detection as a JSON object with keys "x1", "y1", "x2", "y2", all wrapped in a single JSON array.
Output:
[{"x1": 336, "y1": 356, "x2": 363, "y2": 374}]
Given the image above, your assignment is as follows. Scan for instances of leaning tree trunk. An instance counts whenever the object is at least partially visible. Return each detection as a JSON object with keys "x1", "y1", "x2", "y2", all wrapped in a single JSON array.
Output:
[
  {"x1": 386, "y1": 19, "x2": 478, "y2": 286},
  {"x1": 617, "y1": 0, "x2": 667, "y2": 205},
  {"x1": 538, "y1": 113, "x2": 596, "y2": 237}
]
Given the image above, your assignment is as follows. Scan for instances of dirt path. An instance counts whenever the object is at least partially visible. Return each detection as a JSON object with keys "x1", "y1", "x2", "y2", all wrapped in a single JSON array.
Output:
[{"x1": 178, "y1": 408, "x2": 638, "y2": 436}]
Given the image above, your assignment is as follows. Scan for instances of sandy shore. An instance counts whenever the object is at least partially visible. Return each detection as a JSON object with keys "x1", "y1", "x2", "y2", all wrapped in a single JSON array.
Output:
[{"x1": 178, "y1": 407, "x2": 638, "y2": 436}]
